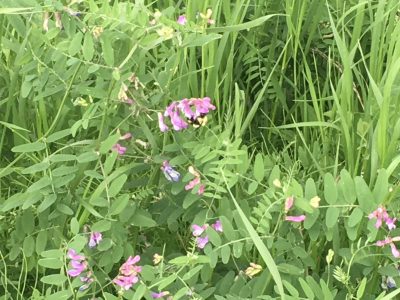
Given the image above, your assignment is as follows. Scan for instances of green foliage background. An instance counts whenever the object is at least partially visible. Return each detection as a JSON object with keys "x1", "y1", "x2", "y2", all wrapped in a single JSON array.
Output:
[{"x1": 1, "y1": 0, "x2": 400, "y2": 299}]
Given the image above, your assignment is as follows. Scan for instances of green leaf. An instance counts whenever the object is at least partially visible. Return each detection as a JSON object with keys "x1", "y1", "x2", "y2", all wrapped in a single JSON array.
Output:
[
  {"x1": 207, "y1": 14, "x2": 281, "y2": 33},
  {"x1": 220, "y1": 216, "x2": 237, "y2": 240},
  {"x1": 99, "y1": 134, "x2": 120, "y2": 154},
  {"x1": 110, "y1": 194, "x2": 130, "y2": 215},
  {"x1": 70, "y1": 217, "x2": 79, "y2": 235},
  {"x1": 299, "y1": 278, "x2": 315, "y2": 299},
  {"x1": 27, "y1": 176, "x2": 51, "y2": 193},
  {"x1": 21, "y1": 162, "x2": 49, "y2": 174},
  {"x1": 104, "y1": 151, "x2": 118, "y2": 175},
  {"x1": 157, "y1": 274, "x2": 177, "y2": 290},
  {"x1": 338, "y1": 169, "x2": 356, "y2": 204},
  {"x1": 83, "y1": 32, "x2": 94, "y2": 61},
  {"x1": 77, "y1": 151, "x2": 98, "y2": 163},
  {"x1": 253, "y1": 153, "x2": 264, "y2": 182},
  {"x1": 68, "y1": 32, "x2": 83, "y2": 56},
  {"x1": 207, "y1": 227, "x2": 222, "y2": 247},
  {"x1": 40, "y1": 274, "x2": 67, "y2": 286},
  {"x1": 348, "y1": 207, "x2": 363, "y2": 227},
  {"x1": 324, "y1": 173, "x2": 337, "y2": 204},
  {"x1": 373, "y1": 169, "x2": 389, "y2": 204},
  {"x1": 41, "y1": 249, "x2": 63, "y2": 258},
  {"x1": 38, "y1": 258, "x2": 63, "y2": 269},
  {"x1": 357, "y1": 277, "x2": 367, "y2": 299},
  {"x1": 38, "y1": 194, "x2": 57, "y2": 212},
  {"x1": 1, "y1": 193, "x2": 25, "y2": 211},
  {"x1": 131, "y1": 208, "x2": 156, "y2": 227},
  {"x1": 182, "y1": 265, "x2": 203, "y2": 280},
  {"x1": 46, "y1": 129, "x2": 71, "y2": 143},
  {"x1": 101, "y1": 34, "x2": 114, "y2": 66},
  {"x1": 36, "y1": 231, "x2": 47, "y2": 254},
  {"x1": 46, "y1": 290, "x2": 72, "y2": 300},
  {"x1": 49, "y1": 154, "x2": 77, "y2": 163},
  {"x1": 92, "y1": 220, "x2": 111, "y2": 232},
  {"x1": 22, "y1": 210, "x2": 34, "y2": 234},
  {"x1": 12, "y1": 141, "x2": 45, "y2": 152},
  {"x1": 182, "y1": 33, "x2": 222, "y2": 47},
  {"x1": 326, "y1": 207, "x2": 340, "y2": 228},
  {"x1": 220, "y1": 245, "x2": 231, "y2": 264},
  {"x1": 108, "y1": 174, "x2": 127, "y2": 197},
  {"x1": 23, "y1": 236, "x2": 35, "y2": 257},
  {"x1": 355, "y1": 176, "x2": 376, "y2": 213}
]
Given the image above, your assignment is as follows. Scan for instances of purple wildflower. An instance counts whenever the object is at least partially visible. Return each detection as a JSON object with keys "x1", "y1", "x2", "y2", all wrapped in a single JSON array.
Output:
[
  {"x1": 67, "y1": 248, "x2": 85, "y2": 261},
  {"x1": 88, "y1": 232, "x2": 102, "y2": 248},
  {"x1": 196, "y1": 236, "x2": 209, "y2": 249},
  {"x1": 161, "y1": 161, "x2": 181, "y2": 182},
  {"x1": 120, "y1": 132, "x2": 132, "y2": 140},
  {"x1": 113, "y1": 255, "x2": 142, "y2": 290},
  {"x1": 387, "y1": 217, "x2": 397, "y2": 231},
  {"x1": 152, "y1": 291, "x2": 170, "y2": 298},
  {"x1": 177, "y1": 15, "x2": 187, "y2": 25},
  {"x1": 192, "y1": 224, "x2": 208, "y2": 237},
  {"x1": 391, "y1": 243, "x2": 400, "y2": 258},
  {"x1": 284, "y1": 196, "x2": 294, "y2": 213},
  {"x1": 285, "y1": 215, "x2": 306, "y2": 222},
  {"x1": 112, "y1": 143, "x2": 127, "y2": 155},
  {"x1": 185, "y1": 177, "x2": 200, "y2": 191},
  {"x1": 369, "y1": 206, "x2": 390, "y2": 229},
  {"x1": 158, "y1": 112, "x2": 169, "y2": 132},
  {"x1": 197, "y1": 184, "x2": 205, "y2": 195},
  {"x1": 66, "y1": 249, "x2": 92, "y2": 287},
  {"x1": 212, "y1": 220, "x2": 223, "y2": 233},
  {"x1": 160, "y1": 97, "x2": 216, "y2": 132}
]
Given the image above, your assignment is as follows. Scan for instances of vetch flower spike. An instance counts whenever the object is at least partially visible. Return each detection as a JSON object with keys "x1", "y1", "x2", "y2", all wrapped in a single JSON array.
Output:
[
  {"x1": 112, "y1": 143, "x2": 127, "y2": 155},
  {"x1": 113, "y1": 255, "x2": 142, "y2": 290},
  {"x1": 177, "y1": 15, "x2": 187, "y2": 25},
  {"x1": 88, "y1": 232, "x2": 102, "y2": 248},
  {"x1": 161, "y1": 161, "x2": 181, "y2": 182},
  {"x1": 284, "y1": 196, "x2": 294, "y2": 213},
  {"x1": 387, "y1": 217, "x2": 397, "y2": 231},
  {"x1": 192, "y1": 224, "x2": 208, "y2": 237},
  {"x1": 152, "y1": 291, "x2": 170, "y2": 299},
  {"x1": 212, "y1": 220, "x2": 223, "y2": 233},
  {"x1": 285, "y1": 215, "x2": 306, "y2": 222},
  {"x1": 196, "y1": 236, "x2": 209, "y2": 249},
  {"x1": 368, "y1": 206, "x2": 390, "y2": 229}
]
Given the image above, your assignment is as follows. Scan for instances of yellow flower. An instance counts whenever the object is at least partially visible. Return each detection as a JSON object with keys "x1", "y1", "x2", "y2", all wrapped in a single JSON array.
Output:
[
  {"x1": 92, "y1": 26, "x2": 104, "y2": 39},
  {"x1": 153, "y1": 253, "x2": 163, "y2": 265},
  {"x1": 326, "y1": 249, "x2": 334, "y2": 265},
  {"x1": 200, "y1": 9, "x2": 213, "y2": 20},
  {"x1": 309, "y1": 196, "x2": 321, "y2": 208},
  {"x1": 188, "y1": 166, "x2": 200, "y2": 178},
  {"x1": 244, "y1": 263, "x2": 262, "y2": 278},
  {"x1": 156, "y1": 26, "x2": 174, "y2": 40},
  {"x1": 273, "y1": 179, "x2": 282, "y2": 188}
]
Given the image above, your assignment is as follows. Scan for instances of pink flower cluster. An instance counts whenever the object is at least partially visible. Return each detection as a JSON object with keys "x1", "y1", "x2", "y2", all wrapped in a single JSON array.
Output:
[
  {"x1": 158, "y1": 97, "x2": 216, "y2": 132},
  {"x1": 112, "y1": 132, "x2": 132, "y2": 155},
  {"x1": 88, "y1": 232, "x2": 102, "y2": 248},
  {"x1": 185, "y1": 166, "x2": 205, "y2": 195},
  {"x1": 369, "y1": 206, "x2": 400, "y2": 258},
  {"x1": 192, "y1": 220, "x2": 223, "y2": 249},
  {"x1": 376, "y1": 236, "x2": 400, "y2": 258},
  {"x1": 113, "y1": 255, "x2": 142, "y2": 290},
  {"x1": 152, "y1": 291, "x2": 170, "y2": 299},
  {"x1": 369, "y1": 206, "x2": 396, "y2": 230},
  {"x1": 284, "y1": 196, "x2": 306, "y2": 223},
  {"x1": 67, "y1": 249, "x2": 94, "y2": 291}
]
